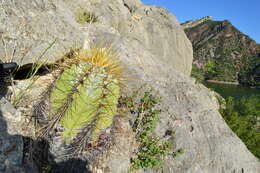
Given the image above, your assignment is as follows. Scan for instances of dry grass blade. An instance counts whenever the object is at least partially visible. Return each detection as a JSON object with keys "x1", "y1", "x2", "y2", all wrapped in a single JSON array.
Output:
[{"x1": 11, "y1": 40, "x2": 56, "y2": 106}]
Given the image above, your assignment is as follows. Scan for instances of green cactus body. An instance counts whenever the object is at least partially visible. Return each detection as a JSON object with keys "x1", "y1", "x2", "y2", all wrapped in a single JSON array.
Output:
[{"x1": 50, "y1": 62, "x2": 120, "y2": 143}]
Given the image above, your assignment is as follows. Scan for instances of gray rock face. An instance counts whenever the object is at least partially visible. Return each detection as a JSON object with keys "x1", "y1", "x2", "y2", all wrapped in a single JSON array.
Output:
[
  {"x1": 0, "y1": 0, "x2": 84, "y2": 65},
  {"x1": 0, "y1": 0, "x2": 259, "y2": 173},
  {"x1": 86, "y1": 26, "x2": 260, "y2": 173},
  {"x1": 119, "y1": 5, "x2": 193, "y2": 75},
  {"x1": 89, "y1": 117, "x2": 137, "y2": 173},
  {"x1": 69, "y1": 0, "x2": 193, "y2": 75},
  {"x1": 0, "y1": 0, "x2": 192, "y2": 75}
]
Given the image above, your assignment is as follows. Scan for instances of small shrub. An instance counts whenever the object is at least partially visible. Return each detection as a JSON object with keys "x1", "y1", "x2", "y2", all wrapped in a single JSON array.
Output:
[
  {"x1": 191, "y1": 64, "x2": 204, "y2": 82},
  {"x1": 122, "y1": 89, "x2": 182, "y2": 170},
  {"x1": 76, "y1": 11, "x2": 98, "y2": 24},
  {"x1": 220, "y1": 96, "x2": 260, "y2": 158}
]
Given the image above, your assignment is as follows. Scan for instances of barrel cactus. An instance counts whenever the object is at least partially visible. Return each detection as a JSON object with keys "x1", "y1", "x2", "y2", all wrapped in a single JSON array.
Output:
[{"x1": 47, "y1": 47, "x2": 121, "y2": 144}]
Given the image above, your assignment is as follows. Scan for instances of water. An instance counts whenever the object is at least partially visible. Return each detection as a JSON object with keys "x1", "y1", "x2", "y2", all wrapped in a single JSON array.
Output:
[{"x1": 204, "y1": 82, "x2": 260, "y2": 100}]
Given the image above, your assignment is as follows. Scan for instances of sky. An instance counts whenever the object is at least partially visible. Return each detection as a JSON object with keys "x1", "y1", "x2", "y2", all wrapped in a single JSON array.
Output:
[{"x1": 141, "y1": 0, "x2": 260, "y2": 43}]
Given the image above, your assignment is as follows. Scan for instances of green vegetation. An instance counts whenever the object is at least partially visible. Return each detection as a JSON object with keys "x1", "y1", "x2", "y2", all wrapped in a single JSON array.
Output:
[
  {"x1": 220, "y1": 95, "x2": 260, "y2": 158},
  {"x1": 201, "y1": 61, "x2": 218, "y2": 80},
  {"x1": 239, "y1": 57, "x2": 260, "y2": 87},
  {"x1": 39, "y1": 47, "x2": 121, "y2": 145},
  {"x1": 41, "y1": 162, "x2": 53, "y2": 173},
  {"x1": 130, "y1": 90, "x2": 171, "y2": 170},
  {"x1": 191, "y1": 64, "x2": 204, "y2": 82},
  {"x1": 76, "y1": 10, "x2": 98, "y2": 24},
  {"x1": 185, "y1": 19, "x2": 260, "y2": 87},
  {"x1": 191, "y1": 61, "x2": 217, "y2": 82},
  {"x1": 123, "y1": 89, "x2": 181, "y2": 170}
]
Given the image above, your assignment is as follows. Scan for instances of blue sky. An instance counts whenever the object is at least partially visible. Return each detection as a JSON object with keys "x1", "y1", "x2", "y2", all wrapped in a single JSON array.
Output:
[{"x1": 142, "y1": 0, "x2": 260, "y2": 43}]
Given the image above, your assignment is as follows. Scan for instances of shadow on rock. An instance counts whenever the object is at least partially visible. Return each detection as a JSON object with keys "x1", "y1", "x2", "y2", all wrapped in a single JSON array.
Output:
[
  {"x1": 23, "y1": 137, "x2": 91, "y2": 173},
  {"x1": 0, "y1": 81, "x2": 91, "y2": 172},
  {"x1": 0, "y1": 78, "x2": 8, "y2": 99}
]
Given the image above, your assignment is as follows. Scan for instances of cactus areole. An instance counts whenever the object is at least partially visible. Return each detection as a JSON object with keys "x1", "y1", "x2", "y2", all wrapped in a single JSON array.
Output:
[{"x1": 50, "y1": 58, "x2": 120, "y2": 144}]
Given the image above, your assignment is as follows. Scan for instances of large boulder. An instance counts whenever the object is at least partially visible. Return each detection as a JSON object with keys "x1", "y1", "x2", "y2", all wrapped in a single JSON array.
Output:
[
  {"x1": 0, "y1": 0, "x2": 259, "y2": 173},
  {"x1": 0, "y1": 0, "x2": 84, "y2": 65},
  {"x1": 86, "y1": 25, "x2": 260, "y2": 173},
  {"x1": 0, "y1": 0, "x2": 192, "y2": 76}
]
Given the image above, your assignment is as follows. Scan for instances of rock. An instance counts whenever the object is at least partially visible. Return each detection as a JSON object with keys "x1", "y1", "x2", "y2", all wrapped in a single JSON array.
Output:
[
  {"x1": 0, "y1": 0, "x2": 84, "y2": 65},
  {"x1": 0, "y1": 0, "x2": 259, "y2": 173},
  {"x1": 0, "y1": 0, "x2": 192, "y2": 76},
  {"x1": 152, "y1": 82, "x2": 260, "y2": 173},
  {"x1": 89, "y1": 117, "x2": 137, "y2": 173},
  {"x1": 0, "y1": 98, "x2": 24, "y2": 172},
  {"x1": 123, "y1": 0, "x2": 142, "y2": 12},
  {"x1": 85, "y1": 0, "x2": 193, "y2": 75},
  {"x1": 85, "y1": 22, "x2": 260, "y2": 172},
  {"x1": 182, "y1": 16, "x2": 212, "y2": 29},
  {"x1": 121, "y1": 5, "x2": 193, "y2": 75},
  {"x1": 8, "y1": 73, "x2": 54, "y2": 109}
]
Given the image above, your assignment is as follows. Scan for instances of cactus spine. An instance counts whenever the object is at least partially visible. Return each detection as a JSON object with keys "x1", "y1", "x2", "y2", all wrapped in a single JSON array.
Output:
[{"x1": 49, "y1": 48, "x2": 121, "y2": 144}]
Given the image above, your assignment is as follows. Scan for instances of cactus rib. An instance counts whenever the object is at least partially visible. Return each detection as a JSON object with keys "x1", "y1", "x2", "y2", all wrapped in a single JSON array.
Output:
[{"x1": 49, "y1": 48, "x2": 121, "y2": 144}]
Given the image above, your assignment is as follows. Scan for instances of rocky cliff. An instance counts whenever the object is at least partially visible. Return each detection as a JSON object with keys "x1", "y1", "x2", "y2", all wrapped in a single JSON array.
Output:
[
  {"x1": 182, "y1": 16, "x2": 212, "y2": 29},
  {"x1": 0, "y1": 0, "x2": 259, "y2": 173},
  {"x1": 183, "y1": 18, "x2": 260, "y2": 86}
]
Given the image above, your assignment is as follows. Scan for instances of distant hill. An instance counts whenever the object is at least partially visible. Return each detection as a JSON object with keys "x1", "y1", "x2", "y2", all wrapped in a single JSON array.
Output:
[{"x1": 183, "y1": 17, "x2": 260, "y2": 87}]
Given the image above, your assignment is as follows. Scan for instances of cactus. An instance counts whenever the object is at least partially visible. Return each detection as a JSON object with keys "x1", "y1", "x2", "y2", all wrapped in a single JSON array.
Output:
[{"x1": 49, "y1": 48, "x2": 121, "y2": 144}]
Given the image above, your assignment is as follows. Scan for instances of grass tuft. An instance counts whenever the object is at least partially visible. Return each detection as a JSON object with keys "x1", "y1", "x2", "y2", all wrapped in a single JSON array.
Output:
[
  {"x1": 11, "y1": 40, "x2": 56, "y2": 106},
  {"x1": 76, "y1": 11, "x2": 98, "y2": 24}
]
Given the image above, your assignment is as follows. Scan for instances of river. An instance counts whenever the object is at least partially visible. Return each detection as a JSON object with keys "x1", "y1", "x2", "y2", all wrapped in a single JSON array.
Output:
[{"x1": 204, "y1": 82, "x2": 260, "y2": 100}]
